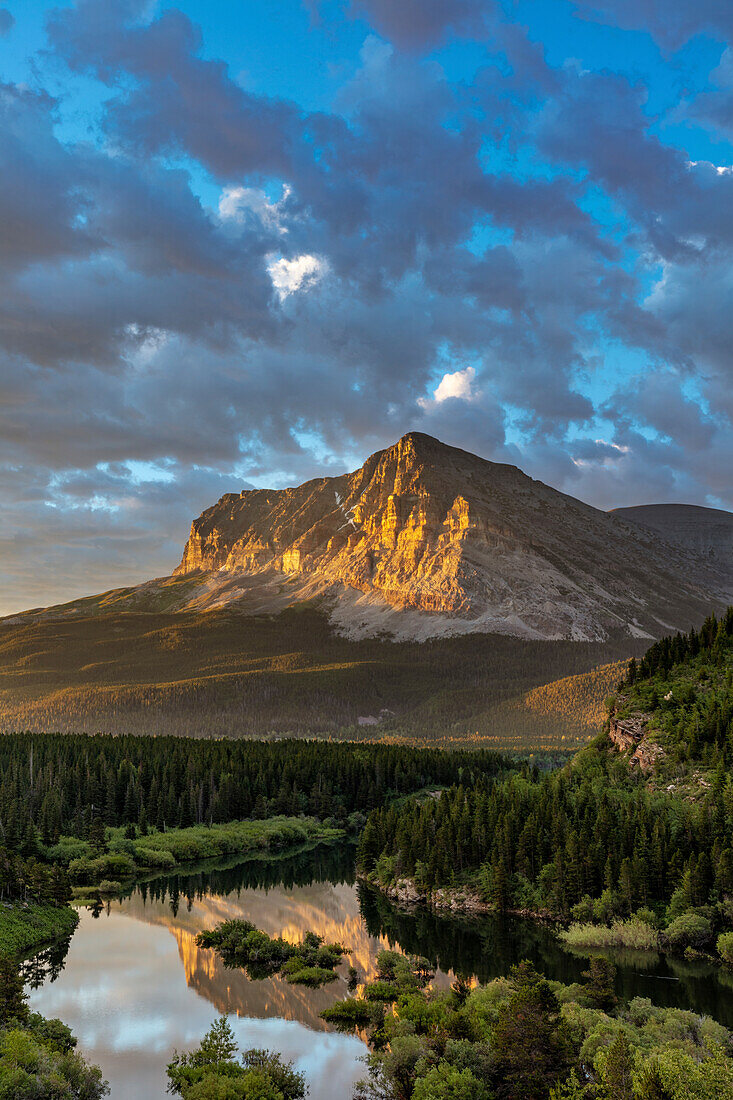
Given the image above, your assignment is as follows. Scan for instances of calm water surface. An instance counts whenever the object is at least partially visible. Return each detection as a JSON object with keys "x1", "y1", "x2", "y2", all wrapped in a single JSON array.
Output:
[{"x1": 26, "y1": 846, "x2": 733, "y2": 1099}]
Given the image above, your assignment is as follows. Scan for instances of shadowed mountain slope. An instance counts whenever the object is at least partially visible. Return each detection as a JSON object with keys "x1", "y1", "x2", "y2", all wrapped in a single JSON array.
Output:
[{"x1": 613, "y1": 504, "x2": 733, "y2": 580}]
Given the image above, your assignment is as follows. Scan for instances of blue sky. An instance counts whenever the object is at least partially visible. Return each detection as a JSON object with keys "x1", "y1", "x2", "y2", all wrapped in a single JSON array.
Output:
[{"x1": 0, "y1": 0, "x2": 732, "y2": 612}]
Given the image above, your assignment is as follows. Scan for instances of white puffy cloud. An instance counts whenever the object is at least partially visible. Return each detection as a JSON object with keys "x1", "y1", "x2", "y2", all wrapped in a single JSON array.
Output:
[
  {"x1": 267, "y1": 253, "x2": 329, "y2": 299},
  {"x1": 431, "y1": 366, "x2": 477, "y2": 404}
]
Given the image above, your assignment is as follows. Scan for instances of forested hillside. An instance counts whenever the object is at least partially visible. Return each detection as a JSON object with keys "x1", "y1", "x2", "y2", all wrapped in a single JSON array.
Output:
[
  {"x1": 0, "y1": 604, "x2": 638, "y2": 746},
  {"x1": 359, "y1": 610, "x2": 733, "y2": 960},
  {"x1": 614, "y1": 606, "x2": 733, "y2": 770}
]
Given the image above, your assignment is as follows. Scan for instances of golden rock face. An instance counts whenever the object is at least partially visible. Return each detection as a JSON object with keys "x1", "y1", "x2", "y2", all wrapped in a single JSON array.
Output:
[{"x1": 174, "y1": 432, "x2": 727, "y2": 641}]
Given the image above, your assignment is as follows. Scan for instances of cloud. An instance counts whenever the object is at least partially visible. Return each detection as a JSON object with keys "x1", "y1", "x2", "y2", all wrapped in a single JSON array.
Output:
[
  {"x1": 47, "y1": 0, "x2": 305, "y2": 179},
  {"x1": 571, "y1": 0, "x2": 733, "y2": 49},
  {"x1": 218, "y1": 185, "x2": 292, "y2": 232},
  {"x1": 319, "y1": 0, "x2": 493, "y2": 50},
  {"x1": 0, "y1": 8, "x2": 13, "y2": 35},
  {"x1": 685, "y1": 48, "x2": 733, "y2": 142},
  {"x1": 268, "y1": 254, "x2": 329, "y2": 299},
  {"x1": 432, "y1": 366, "x2": 477, "y2": 403},
  {"x1": 0, "y1": 0, "x2": 728, "y2": 610}
]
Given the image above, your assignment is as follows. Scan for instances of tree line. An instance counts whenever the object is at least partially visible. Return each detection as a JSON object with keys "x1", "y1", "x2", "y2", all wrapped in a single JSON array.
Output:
[
  {"x1": 358, "y1": 759, "x2": 733, "y2": 917},
  {"x1": 0, "y1": 733, "x2": 509, "y2": 856},
  {"x1": 624, "y1": 608, "x2": 733, "y2": 686},
  {"x1": 0, "y1": 850, "x2": 71, "y2": 909}
]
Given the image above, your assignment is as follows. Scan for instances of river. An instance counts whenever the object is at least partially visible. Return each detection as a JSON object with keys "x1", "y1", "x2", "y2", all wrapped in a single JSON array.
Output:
[{"x1": 25, "y1": 844, "x2": 733, "y2": 1099}]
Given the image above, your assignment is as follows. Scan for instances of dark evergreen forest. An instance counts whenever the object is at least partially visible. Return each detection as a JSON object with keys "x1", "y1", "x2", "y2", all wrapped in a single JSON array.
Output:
[{"x1": 0, "y1": 735, "x2": 510, "y2": 851}]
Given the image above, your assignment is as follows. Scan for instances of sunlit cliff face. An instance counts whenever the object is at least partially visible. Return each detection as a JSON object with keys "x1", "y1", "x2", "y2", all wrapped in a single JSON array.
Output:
[
  {"x1": 173, "y1": 433, "x2": 728, "y2": 643},
  {"x1": 117, "y1": 879, "x2": 452, "y2": 1029}
]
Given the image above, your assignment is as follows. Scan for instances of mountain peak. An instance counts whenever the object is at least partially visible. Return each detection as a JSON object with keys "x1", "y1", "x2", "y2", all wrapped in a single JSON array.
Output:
[
  {"x1": 391, "y1": 430, "x2": 449, "y2": 456},
  {"x1": 174, "y1": 435, "x2": 727, "y2": 642},
  {"x1": 385, "y1": 431, "x2": 515, "y2": 472}
]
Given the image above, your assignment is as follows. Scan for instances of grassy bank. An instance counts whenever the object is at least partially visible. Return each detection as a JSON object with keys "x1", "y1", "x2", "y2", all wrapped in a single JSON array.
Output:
[
  {"x1": 0, "y1": 903, "x2": 78, "y2": 957},
  {"x1": 47, "y1": 816, "x2": 345, "y2": 889}
]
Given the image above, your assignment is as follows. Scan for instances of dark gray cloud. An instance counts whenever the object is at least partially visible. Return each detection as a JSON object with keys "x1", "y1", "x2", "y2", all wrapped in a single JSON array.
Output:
[
  {"x1": 308, "y1": 0, "x2": 492, "y2": 50},
  {"x1": 571, "y1": 0, "x2": 733, "y2": 49},
  {"x1": 0, "y1": 8, "x2": 13, "y2": 35},
  {"x1": 685, "y1": 48, "x2": 733, "y2": 141},
  {"x1": 0, "y1": 83, "x2": 96, "y2": 273},
  {"x1": 48, "y1": 0, "x2": 306, "y2": 178}
]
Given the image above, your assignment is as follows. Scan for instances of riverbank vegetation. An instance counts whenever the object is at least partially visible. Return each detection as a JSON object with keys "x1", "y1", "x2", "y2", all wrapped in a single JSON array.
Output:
[
  {"x1": 0, "y1": 953, "x2": 108, "y2": 1097},
  {"x1": 322, "y1": 953, "x2": 733, "y2": 1099},
  {"x1": 358, "y1": 610, "x2": 733, "y2": 964},
  {"x1": 0, "y1": 849, "x2": 76, "y2": 955},
  {"x1": 173, "y1": 948, "x2": 733, "y2": 1099},
  {"x1": 0, "y1": 733, "x2": 513, "y2": 896},
  {"x1": 0, "y1": 733, "x2": 515, "y2": 970},
  {"x1": 0, "y1": 903, "x2": 78, "y2": 957},
  {"x1": 60, "y1": 816, "x2": 342, "y2": 888},
  {"x1": 197, "y1": 921, "x2": 346, "y2": 986},
  {"x1": 167, "y1": 1016, "x2": 306, "y2": 1099}
]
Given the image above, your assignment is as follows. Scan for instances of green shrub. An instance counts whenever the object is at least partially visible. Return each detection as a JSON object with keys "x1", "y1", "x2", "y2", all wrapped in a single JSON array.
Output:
[
  {"x1": 664, "y1": 912, "x2": 712, "y2": 953},
  {"x1": 97, "y1": 880, "x2": 122, "y2": 895},
  {"x1": 364, "y1": 980, "x2": 402, "y2": 1002},
  {"x1": 0, "y1": 904, "x2": 78, "y2": 956},
  {"x1": 571, "y1": 895, "x2": 596, "y2": 923},
  {"x1": 68, "y1": 853, "x2": 135, "y2": 884},
  {"x1": 137, "y1": 818, "x2": 322, "y2": 867},
  {"x1": 134, "y1": 847, "x2": 176, "y2": 870},
  {"x1": 717, "y1": 932, "x2": 733, "y2": 966},
  {"x1": 412, "y1": 1064, "x2": 492, "y2": 1100},
  {"x1": 0, "y1": 1027, "x2": 108, "y2": 1099},
  {"x1": 375, "y1": 852, "x2": 396, "y2": 886},
  {"x1": 108, "y1": 839, "x2": 136, "y2": 858},
  {"x1": 42, "y1": 837, "x2": 89, "y2": 865},
  {"x1": 320, "y1": 998, "x2": 374, "y2": 1029},
  {"x1": 283, "y1": 966, "x2": 336, "y2": 987},
  {"x1": 633, "y1": 907, "x2": 661, "y2": 930},
  {"x1": 560, "y1": 919, "x2": 659, "y2": 952}
]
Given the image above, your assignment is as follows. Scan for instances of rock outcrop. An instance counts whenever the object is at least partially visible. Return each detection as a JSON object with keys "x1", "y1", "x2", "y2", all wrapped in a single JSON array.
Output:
[
  {"x1": 608, "y1": 705, "x2": 665, "y2": 771},
  {"x1": 174, "y1": 432, "x2": 727, "y2": 642}
]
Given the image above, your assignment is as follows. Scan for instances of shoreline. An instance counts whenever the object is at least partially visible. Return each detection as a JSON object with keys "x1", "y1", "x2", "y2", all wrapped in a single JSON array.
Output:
[
  {"x1": 358, "y1": 872, "x2": 558, "y2": 924},
  {"x1": 359, "y1": 874, "x2": 725, "y2": 967},
  {"x1": 72, "y1": 830, "x2": 349, "y2": 904},
  {"x1": 0, "y1": 902, "x2": 79, "y2": 959}
]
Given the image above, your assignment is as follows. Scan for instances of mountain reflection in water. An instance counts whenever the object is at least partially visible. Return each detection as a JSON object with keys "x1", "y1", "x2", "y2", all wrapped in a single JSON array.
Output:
[
  {"x1": 27, "y1": 844, "x2": 733, "y2": 1100},
  {"x1": 28, "y1": 846, "x2": 372, "y2": 1100}
]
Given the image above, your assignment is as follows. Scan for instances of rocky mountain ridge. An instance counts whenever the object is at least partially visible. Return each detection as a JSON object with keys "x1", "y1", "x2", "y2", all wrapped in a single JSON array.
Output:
[
  {"x1": 613, "y1": 504, "x2": 733, "y2": 572},
  {"x1": 173, "y1": 432, "x2": 729, "y2": 642}
]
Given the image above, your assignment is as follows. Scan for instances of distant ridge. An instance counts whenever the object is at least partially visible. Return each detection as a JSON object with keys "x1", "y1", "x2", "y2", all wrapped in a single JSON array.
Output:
[{"x1": 612, "y1": 504, "x2": 733, "y2": 577}]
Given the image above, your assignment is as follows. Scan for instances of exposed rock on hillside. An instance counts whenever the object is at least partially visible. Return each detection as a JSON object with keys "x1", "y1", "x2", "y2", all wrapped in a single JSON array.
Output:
[
  {"x1": 608, "y1": 705, "x2": 664, "y2": 771},
  {"x1": 174, "y1": 432, "x2": 725, "y2": 642}
]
